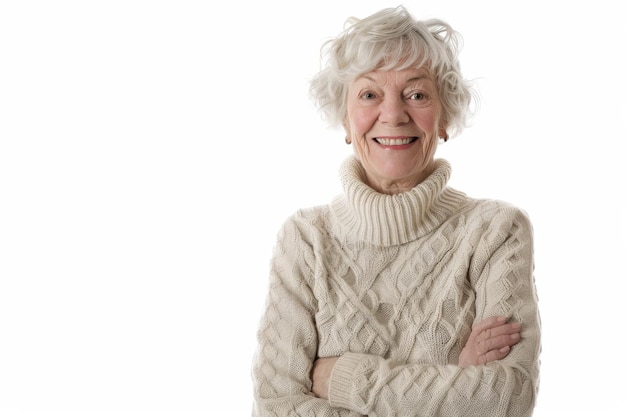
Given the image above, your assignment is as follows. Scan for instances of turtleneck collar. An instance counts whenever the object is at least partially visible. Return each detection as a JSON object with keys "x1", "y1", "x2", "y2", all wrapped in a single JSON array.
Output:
[{"x1": 329, "y1": 156, "x2": 467, "y2": 247}]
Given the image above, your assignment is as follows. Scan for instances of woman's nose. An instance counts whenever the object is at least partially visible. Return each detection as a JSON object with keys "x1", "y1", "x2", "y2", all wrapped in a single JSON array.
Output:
[{"x1": 378, "y1": 96, "x2": 409, "y2": 125}]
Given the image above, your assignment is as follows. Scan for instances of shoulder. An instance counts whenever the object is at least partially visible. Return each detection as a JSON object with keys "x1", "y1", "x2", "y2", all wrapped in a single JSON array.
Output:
[
  {"x1": 285, "y1": 204, "x2": 331, "y2": 229},
  {"x1": 462, "y1": 197, "x2": 532, "y2": 224},
  {"x1": 277, "y1": 204, "x2": 333, "y2": 243},
  {"x1": 461, "y1": 197, "x2": 534, "y2": 242}
]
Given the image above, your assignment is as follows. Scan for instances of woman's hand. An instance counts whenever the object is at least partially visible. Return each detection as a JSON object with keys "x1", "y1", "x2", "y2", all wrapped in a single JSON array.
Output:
[
  {"x1": 459, "y1": 316, "x2": 521, "y2": 367},
  {"x1": 311, "y1": 356, "x2": 339, "y2": 399}
]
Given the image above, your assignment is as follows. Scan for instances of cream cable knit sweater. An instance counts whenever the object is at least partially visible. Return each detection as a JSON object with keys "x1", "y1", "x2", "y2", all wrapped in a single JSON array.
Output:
[{"x1": 252, "y1": 157, "x2": 541, "y2": 417}]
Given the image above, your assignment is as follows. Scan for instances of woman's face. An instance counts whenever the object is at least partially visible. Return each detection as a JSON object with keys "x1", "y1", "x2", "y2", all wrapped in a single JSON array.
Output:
[{"x1": 344, "y1": 67, "x2": 444, "y2": 194}]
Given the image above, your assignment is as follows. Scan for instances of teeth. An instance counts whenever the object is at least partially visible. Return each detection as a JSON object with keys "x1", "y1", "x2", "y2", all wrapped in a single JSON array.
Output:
[{"x1": 375, "y1": 137, "x2": 416, "y2": 146}]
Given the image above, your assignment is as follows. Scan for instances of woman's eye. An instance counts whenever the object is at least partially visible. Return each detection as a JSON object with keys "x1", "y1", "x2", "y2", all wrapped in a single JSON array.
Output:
[
  {"x1": 409, "y1": 92, "x2": 427, "y2": 100},
  {"x1": 361, "y1": 92, "x2": 376, "y2": 99}
]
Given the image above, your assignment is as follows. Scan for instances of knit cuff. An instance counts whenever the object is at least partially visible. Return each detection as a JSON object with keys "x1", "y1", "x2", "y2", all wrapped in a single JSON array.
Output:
[{"x1": 328, "y1": 352, "x2": 366, "y2": 411}]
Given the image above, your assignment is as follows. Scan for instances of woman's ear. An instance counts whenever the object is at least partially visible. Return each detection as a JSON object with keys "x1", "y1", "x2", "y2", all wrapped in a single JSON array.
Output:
[
  {"x1": 438, "y1": 125, "x2": 448, "y2": 142},
  {"x1": 342, "y1": 121, "x2": 352, "y2": 145}
]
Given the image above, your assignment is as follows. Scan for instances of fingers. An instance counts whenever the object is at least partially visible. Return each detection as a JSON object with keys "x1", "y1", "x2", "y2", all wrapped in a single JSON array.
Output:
[
  {"x1": 478, "y1": 345, "x2": 511, "y2": 365},
  {"x1": 472, "y1": 317, "x2": 521, "y2": 343},
  {"x1": 472, "y1": 315, "x2": 507, "y2": 332},
  {"x1": 459, "y1": 317, "x2": 523, "y2": 367},
  {"x1": 462, "y1": 317, "x2": 522, "y2": 366},
  {"x1": 472, "y1": 316, "x2": 518, "y2": 334},
  {"x1": 476, "y1": 330, "x2": 520, "y2": 356}
]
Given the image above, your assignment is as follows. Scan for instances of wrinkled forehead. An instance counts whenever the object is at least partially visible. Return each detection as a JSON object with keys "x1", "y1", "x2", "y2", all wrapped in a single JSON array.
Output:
[
  {"x1": 349, "y1": 65, "x2": 438, "y2": 95},
  {"x1": 353, "y1": 67, "x2": 434, "y2": 84}
]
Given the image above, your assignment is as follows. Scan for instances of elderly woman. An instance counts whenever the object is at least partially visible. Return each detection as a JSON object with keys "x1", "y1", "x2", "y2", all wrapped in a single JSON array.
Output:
[{"x1": 252, "y1": 6, "x2": 540, "y2": 417}]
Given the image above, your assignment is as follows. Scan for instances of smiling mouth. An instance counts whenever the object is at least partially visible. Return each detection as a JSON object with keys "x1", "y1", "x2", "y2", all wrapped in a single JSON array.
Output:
[{"x1": 374, "y1": 137, "x2": 418, "y2": 146}]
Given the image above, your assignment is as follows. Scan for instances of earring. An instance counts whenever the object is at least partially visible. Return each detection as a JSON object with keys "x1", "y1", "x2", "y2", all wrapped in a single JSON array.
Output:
[{"x1": 345, "y1": 137, "x2": 351, "y2": 145}]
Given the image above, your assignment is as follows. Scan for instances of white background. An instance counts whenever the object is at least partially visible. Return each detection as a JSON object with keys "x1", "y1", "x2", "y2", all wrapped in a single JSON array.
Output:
[{"x1": 1, "y1": 0, "x2": 625, "y2": 416}]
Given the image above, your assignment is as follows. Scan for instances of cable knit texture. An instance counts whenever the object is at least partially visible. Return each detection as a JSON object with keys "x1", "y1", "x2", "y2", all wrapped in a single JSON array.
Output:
[{"x1": 252, "y1": 157, "x2": 541, "y2": 417}]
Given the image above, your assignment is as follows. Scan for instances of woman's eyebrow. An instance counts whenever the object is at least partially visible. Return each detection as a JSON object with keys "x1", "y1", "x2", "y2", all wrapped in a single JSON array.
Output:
[
  {"x1": 354, "y1": 74, "x2": 432, "y2": 86},
  {"x1": 355, "y1": 74, "x2": 376, "y2": 83},
  {"x1": 406, "y1": 76, "x2": 429, "y2": 83}
]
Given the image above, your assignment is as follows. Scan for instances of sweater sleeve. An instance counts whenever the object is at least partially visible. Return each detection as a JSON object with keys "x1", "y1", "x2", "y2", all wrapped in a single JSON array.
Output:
[
  {"x1": 252, "y1": 215, "x2": 360, "y2": 417},
  {"x1": 326, "y1": 206, "x2": 541, "y2": 417}
]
